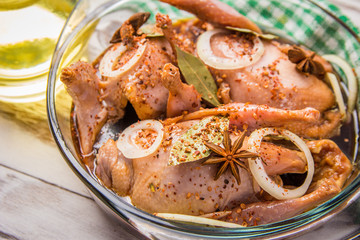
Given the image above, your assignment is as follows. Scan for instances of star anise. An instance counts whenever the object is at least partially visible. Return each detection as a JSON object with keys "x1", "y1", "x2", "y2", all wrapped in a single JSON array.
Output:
[
  {"x1": 288, "y1": 46, "x2": 325, "y2": 79},
  {"x1": 202, "y1": 130, "x2": 258, "y2": 185}
]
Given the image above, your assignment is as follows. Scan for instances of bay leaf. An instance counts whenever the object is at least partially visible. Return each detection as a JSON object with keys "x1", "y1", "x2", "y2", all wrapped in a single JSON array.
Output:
[
  {"x1": 176, "y1": 46, "x2": 221, "y2": 107},
  {"x1": 168, "y1": 116, "x2": 229, "y2": 166},
  {"x1": 225, "y1": 26, "x2": 278, "y2": 40},
  {"x1": 140, "y1": 24, "x2": 164, "y2": 38}
]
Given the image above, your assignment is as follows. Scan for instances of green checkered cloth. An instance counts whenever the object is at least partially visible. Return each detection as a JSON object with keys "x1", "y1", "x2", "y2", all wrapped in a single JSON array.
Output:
[{"x1": 120, "y1": 0, "x2": 360, "y2": 86}]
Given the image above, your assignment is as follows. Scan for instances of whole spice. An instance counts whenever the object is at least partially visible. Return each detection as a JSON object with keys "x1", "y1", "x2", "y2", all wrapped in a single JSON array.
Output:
[
  {"x1": 288, "y1": 46, "x2": 325, "y2": 79},
  {"x1": 202, "y1": 130, "x2": 258, "y2": 184},
  {"x1": 176, "y1": 46, "x2": 221, "y2": 107},
  {"x1": 110, "y1": 12, "x2": 151, "y2": 44},
  {"x1": 225, "y1": 26, "x2": 279, "y2": 40}
]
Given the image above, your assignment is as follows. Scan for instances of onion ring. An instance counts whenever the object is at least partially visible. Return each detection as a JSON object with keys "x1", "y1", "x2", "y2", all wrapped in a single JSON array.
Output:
[
  {"x1": 154, "y1": 213, "x2": 242, "y2": 228},
  {"x1": 325, "y1": 72, "x2": 346, "y2": 121},
  {"x1": 196, "y1": 29, "x2": 264, "y2": 70},
  {"x1": 322, "y1": 54, "x2": 358, "y2": 120},
  {"x1": 117, "y1": 120, "x2": 164, "y2": 159},
  {"x1": 247, "y1": 128, "x2": 314, "y2": 200},
  {"x1": 99, "y1": 40, "x2": 147, "y2": 78}
]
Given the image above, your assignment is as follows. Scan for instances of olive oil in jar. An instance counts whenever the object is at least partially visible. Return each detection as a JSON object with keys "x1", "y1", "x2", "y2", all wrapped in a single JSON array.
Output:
[
  {"x1": 0, "y1": 0, "x2": 75, "y2": 80},
  {"x1": 0, "y1": 0, "x2": 76, "y2": 103}
]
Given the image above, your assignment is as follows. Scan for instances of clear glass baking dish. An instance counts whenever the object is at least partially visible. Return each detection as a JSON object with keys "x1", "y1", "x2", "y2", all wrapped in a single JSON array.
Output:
[{"x1": 47, "y1": 0, "x2": 360, "y2": 238}]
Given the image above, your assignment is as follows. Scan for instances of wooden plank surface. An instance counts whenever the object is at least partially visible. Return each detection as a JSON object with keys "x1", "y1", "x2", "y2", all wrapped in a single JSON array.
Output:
[
  {"x1": 0, "y1": 165, "x2": 137, "y2": 240},
  {"x1": 0, "y1": 0, "x2": 359, "y2": 240},
  {"x1": 0, "y1": 116, "x2": 89, "y2": 197}
]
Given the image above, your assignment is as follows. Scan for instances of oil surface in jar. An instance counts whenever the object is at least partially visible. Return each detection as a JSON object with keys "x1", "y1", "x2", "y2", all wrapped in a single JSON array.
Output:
[{"x1": 0, "y1": 0, "x2": 74, "y2": 79}]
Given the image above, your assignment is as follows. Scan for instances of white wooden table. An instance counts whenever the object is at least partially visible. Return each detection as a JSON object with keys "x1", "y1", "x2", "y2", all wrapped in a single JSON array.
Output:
[{"x1": 1, "y1": 1, "x2": 360, "y2": 239}]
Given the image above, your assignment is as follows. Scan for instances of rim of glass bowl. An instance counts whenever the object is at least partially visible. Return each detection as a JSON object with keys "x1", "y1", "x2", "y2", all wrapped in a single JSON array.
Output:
[{"x1": 47, "y1": 0, "x2": 360, "y2": 238}]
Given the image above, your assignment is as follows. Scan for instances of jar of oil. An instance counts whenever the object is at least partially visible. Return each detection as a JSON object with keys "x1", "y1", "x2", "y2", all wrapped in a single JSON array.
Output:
[{"x1": 0, "y1": 0, "x2": 76, "y2": 102}]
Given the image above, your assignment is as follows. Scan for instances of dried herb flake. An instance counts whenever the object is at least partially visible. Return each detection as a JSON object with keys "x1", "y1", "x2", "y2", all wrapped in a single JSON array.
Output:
[
  {"x1": 140, "y1": 24, "x2": 164, "y2": 37},
  {"x1": 168, "y1": 116, "x2": 229, "y2": 166}
]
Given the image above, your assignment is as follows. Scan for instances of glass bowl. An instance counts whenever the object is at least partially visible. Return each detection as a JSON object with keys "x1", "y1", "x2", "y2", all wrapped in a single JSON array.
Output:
[{"x1": 47, "y1": 0, "x2": 360, "y2": 239}]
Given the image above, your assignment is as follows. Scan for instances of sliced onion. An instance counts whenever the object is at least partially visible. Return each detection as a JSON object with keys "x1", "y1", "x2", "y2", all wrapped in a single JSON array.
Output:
[
  {"x1": 325, "y1": 72, "x2": 346, "y2": 121},
  {"x1": 196, "y1": 29, "x2": 264, "y2": 70},
  {"x1": 199, "y1": 211, "x2": 232, "y2": 220},
  {"x1": 247, "y1": 128, "x2": 314, "y2": 200},
  {"x1": 322, "y1": 54, "x2": 358, "y2": 120},
  {"x1": 154, "y1": 213, "x2": 242, "y2": 228},
  {"x1": 116, "y1": 120, "x2": 164, "y2": 159},
  {"x1": 99, "y1": 40, "x2": 147, "y2": 78}
]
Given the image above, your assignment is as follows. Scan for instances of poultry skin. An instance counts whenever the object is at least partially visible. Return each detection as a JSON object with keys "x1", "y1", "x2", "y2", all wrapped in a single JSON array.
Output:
[
  {"x1": 59, "y1": 0, "x2": 355, "y2": 227},
  {"x1": 95, "y1": 105, "x2": 351, "y2": 225}
]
